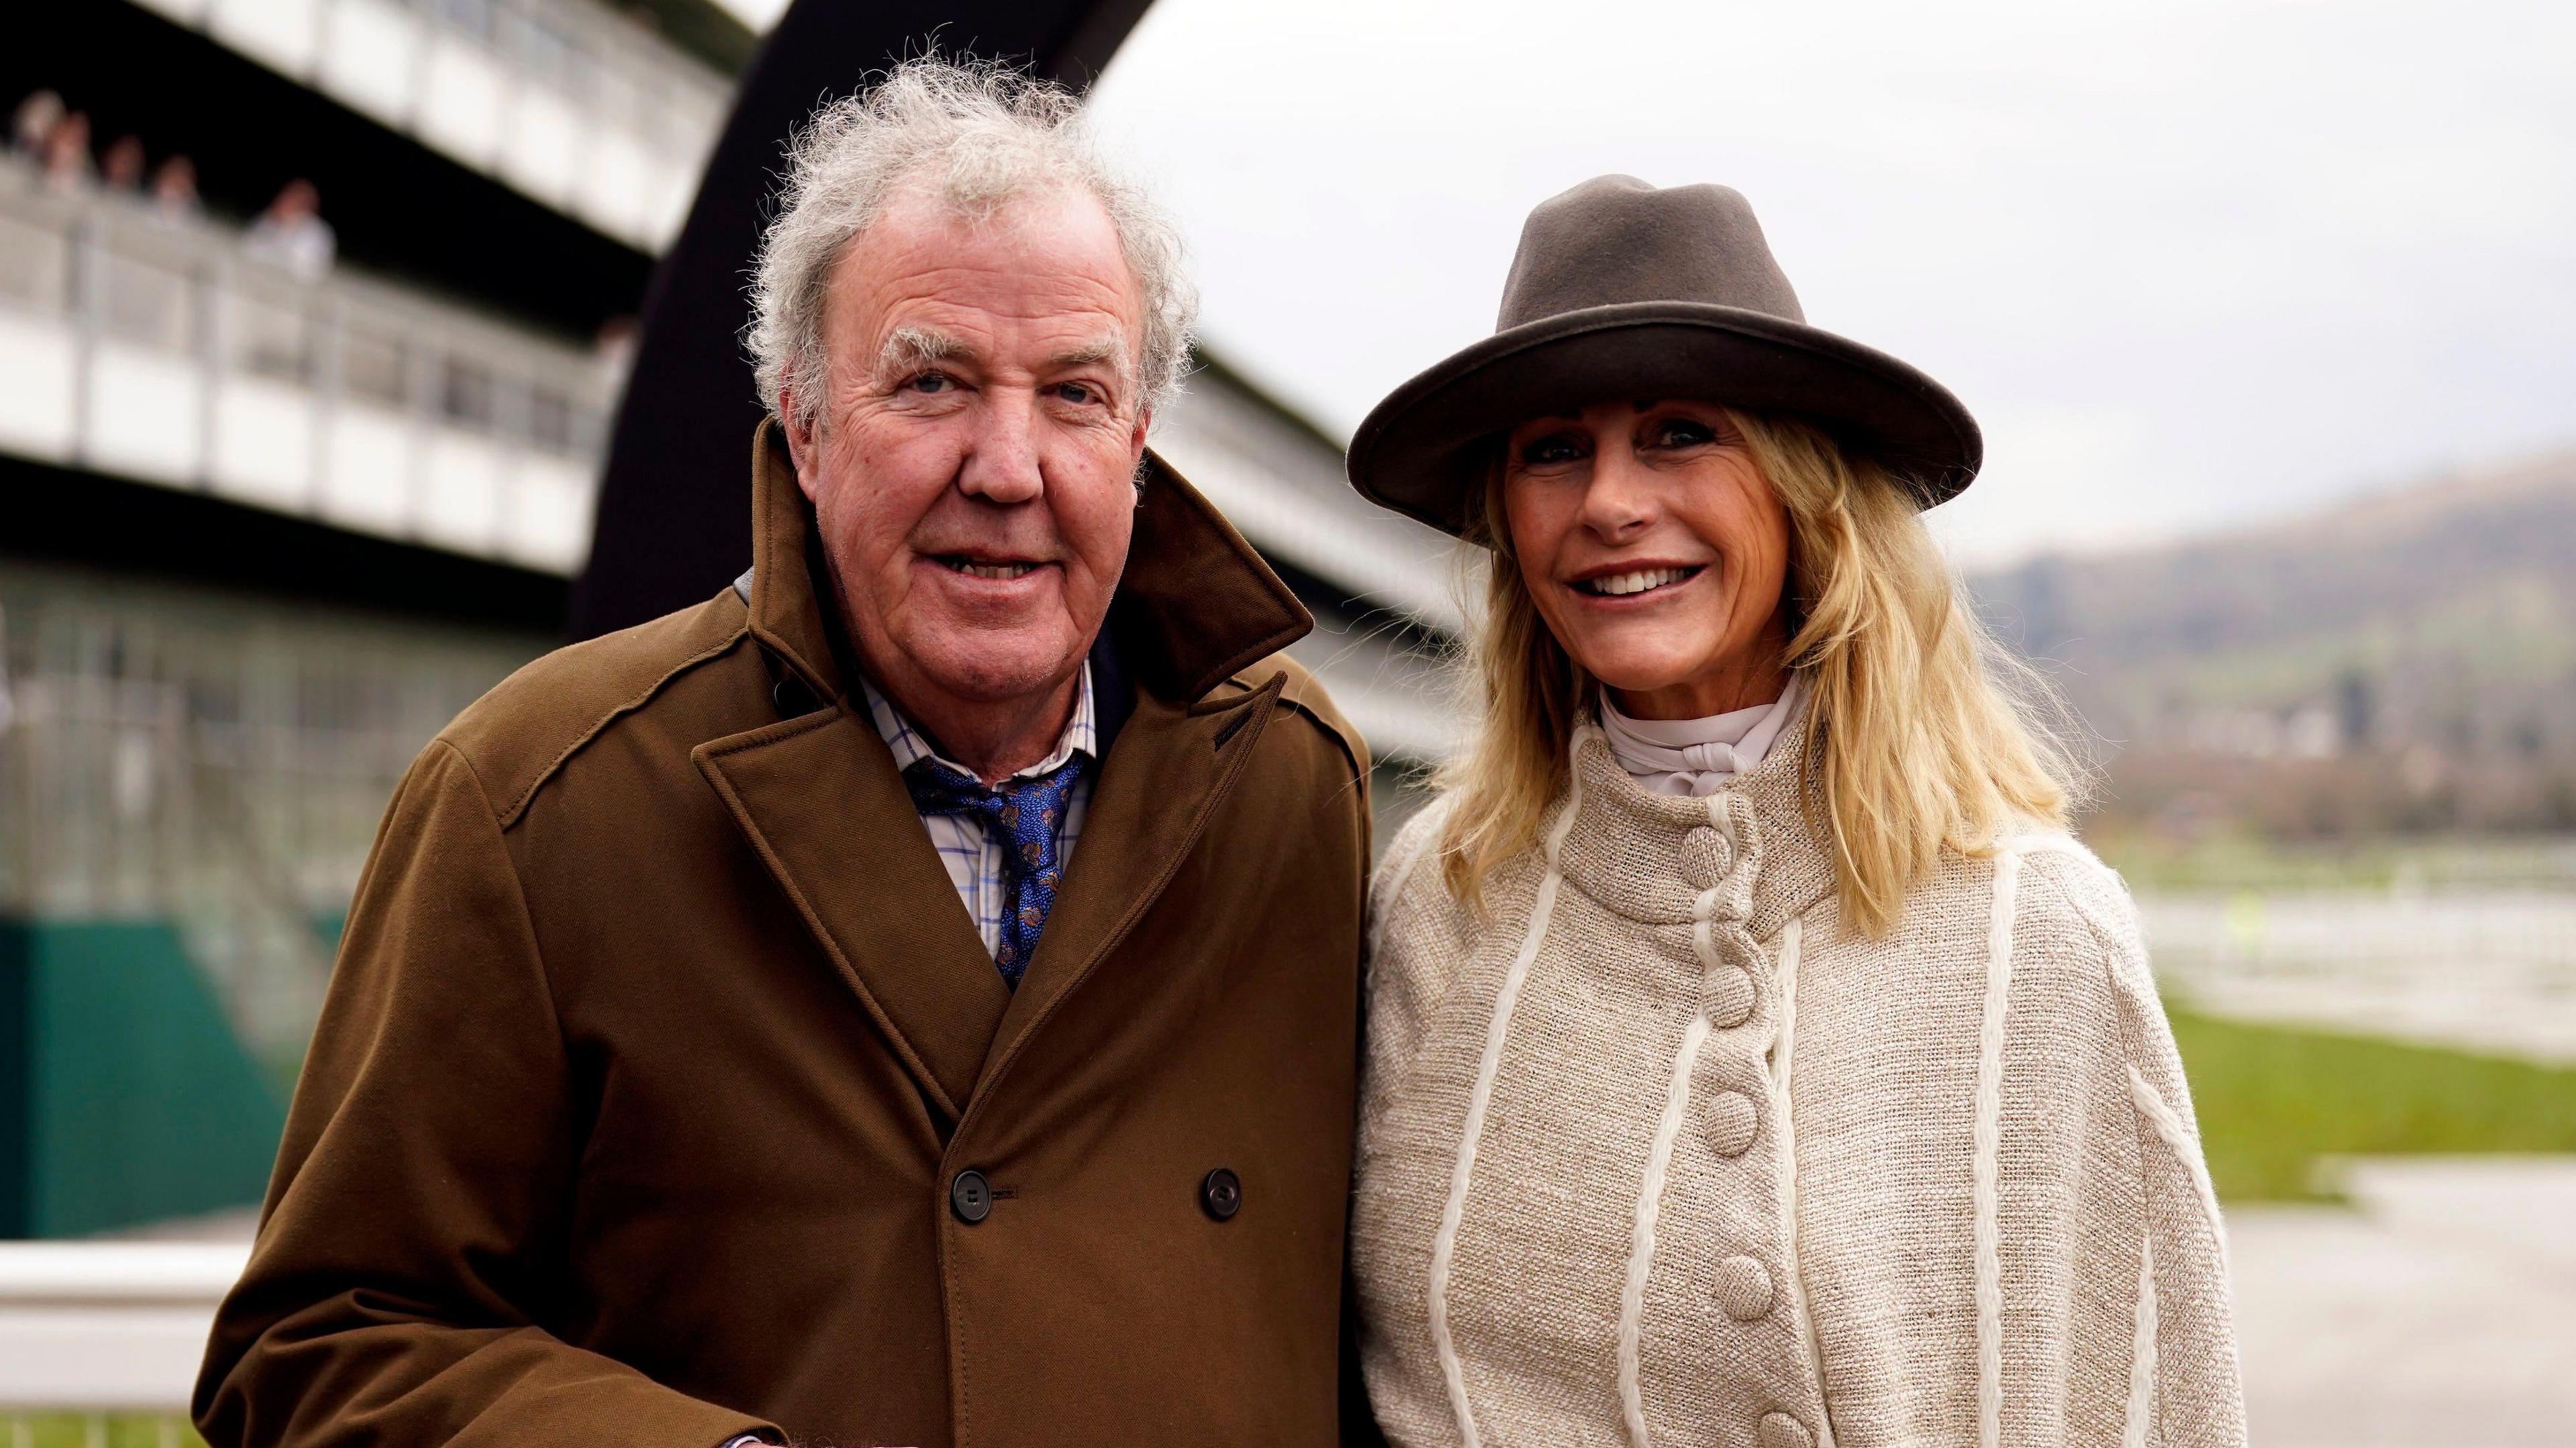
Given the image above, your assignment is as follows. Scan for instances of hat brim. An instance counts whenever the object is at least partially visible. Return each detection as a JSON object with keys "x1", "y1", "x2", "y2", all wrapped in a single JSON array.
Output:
[{"x1": 1346, "y1": 300, "x2": 1982, "y2": 538}]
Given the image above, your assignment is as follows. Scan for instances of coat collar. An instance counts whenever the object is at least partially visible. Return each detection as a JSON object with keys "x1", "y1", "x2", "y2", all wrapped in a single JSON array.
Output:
[
  {"x1": 739, "y1": 417, "x2": 1311, "y2": 712},
  {"x1": 1554, "y1": 712, "x2": 1841, "y2": 945},
  {"x1": 699, "y1": 419, "x2": 1313, "y2": 1126}
]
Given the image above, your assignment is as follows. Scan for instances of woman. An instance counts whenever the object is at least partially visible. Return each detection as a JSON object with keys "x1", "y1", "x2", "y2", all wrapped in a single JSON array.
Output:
[{"x1": 1344, "y1": 176, "x2": 2243, "y2": 1448}]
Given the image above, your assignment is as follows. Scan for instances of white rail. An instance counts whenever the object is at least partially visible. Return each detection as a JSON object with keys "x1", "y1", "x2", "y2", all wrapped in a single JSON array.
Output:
[
  {"x1": 123, "y1": 0, "x2": 727, "y2": 251},
  {"x1": 0, "y1": 1244, "x2": 248, "y2": 1411},
  {"x1": 2142, "y1": 885, "x2": 2576, "y2": 1064},
  {"x1": 0, "y1": 160, "x2": 617, "y2": 575}
]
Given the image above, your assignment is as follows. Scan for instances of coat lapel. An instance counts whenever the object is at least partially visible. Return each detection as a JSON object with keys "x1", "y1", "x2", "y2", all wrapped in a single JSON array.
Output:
[
  {"x1": 694, "y1": 708, "x2": 1010, "y2": 1122},
  {"x1": 973, "y1": 672, "x2": 1286, "y2": 1097}
]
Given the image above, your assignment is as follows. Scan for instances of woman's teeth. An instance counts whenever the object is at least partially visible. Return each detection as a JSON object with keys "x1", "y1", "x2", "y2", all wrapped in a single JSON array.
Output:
[
  {"x1": 1579, "y1": 566, "x2": 1695, "y2": 597},
  {"x1": 944, "y1": 558, "x2": 1037, "y2": 580}
]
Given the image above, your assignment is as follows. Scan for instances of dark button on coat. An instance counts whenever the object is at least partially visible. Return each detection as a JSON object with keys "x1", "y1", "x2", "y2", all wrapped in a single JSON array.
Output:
[{"x1": 194, "y1": 423, "x2": 1377, "y2": 1448}]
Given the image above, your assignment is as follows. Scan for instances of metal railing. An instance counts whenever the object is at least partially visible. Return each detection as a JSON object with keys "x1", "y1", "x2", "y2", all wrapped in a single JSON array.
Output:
[
  {"x1": 2141, "y1": 881, "x2": 2576, "y2": 1064},
  {"x1": 0, "y1": 158, "x2": 619, "y2": 577},
  {"x1": 0, "y1": 1243, "x2": 247, "y2": 1423},
  {"x1": 123, "y1": 0, "x2": 728, "y2": 250}
]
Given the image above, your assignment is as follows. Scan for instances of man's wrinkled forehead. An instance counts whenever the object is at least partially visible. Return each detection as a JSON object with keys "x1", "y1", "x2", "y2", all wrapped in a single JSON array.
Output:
[{"x1": 825, "y1": 186, "x2": 1142, "y2": 347}]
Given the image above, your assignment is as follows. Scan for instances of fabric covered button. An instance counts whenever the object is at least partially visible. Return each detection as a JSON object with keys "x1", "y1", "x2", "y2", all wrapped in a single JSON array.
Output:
[
  {"x1": 771, "y1": 674, "x2": 820, "y2": 717},
  {"x1": 1680, "y1": 825, "x2": 1735, "y2": 888},
  {"x1": 1705, "y1": 1090, "x2": 1758, "y2": 1157},
  {"x1": 949, "y1": 1169, "x2": 993, "y2": 1224},
  {"x1": 1715, "y1": 1255, "x2": 1774, "y2": 1320},
  {"x1": 1201, "y1": 1167, "x2": 1243, "y2": 1221},
  {"x1": 1703, "y1": 965, "x2": 1757, "y2": 1029},
  {"x1": 1756, "y1": 1411, "x2": 1813, "y2": 1448}
]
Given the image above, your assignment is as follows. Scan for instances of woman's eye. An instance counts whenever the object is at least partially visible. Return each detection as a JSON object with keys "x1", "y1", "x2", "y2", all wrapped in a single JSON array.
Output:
[
  {"x1": 1651, "y1": 419, "x2": 1715, "y2": 449},
  {"x1": 1520, "y1": 435, "x2": 1587, "y2": 466}
]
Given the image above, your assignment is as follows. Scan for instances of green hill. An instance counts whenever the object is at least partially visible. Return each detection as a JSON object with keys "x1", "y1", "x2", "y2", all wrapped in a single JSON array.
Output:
[{"x1": 1972, "y1": 450, "x2": 2576, "y2": 836}]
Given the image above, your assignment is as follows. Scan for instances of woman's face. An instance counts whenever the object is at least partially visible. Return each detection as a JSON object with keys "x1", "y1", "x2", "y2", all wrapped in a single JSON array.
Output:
[{"x1": 1501, "y1": 399, "x2": 1793, "y2": 720}]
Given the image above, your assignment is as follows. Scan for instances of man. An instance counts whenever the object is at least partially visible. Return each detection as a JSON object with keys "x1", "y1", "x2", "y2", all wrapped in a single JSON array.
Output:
[{"x1": 197, "y1": 61, "x2": 1374, "y2": 1448}]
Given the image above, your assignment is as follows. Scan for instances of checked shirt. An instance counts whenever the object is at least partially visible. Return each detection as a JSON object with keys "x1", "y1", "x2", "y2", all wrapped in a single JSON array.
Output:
[{"x1": 859, "y1": 663, "x2": 1096, "y2": 973}]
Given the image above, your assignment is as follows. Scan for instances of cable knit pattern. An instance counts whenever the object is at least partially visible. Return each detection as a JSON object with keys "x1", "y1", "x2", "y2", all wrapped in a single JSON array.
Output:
[{"x1": 1354, "y1": 726, "x2": 2246, "y2": 1448}]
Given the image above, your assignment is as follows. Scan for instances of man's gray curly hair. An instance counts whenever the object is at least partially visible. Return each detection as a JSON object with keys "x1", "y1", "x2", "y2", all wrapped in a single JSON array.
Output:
[{"x1": 747, "y1": 58, "x2": 1196, "y2": 429}]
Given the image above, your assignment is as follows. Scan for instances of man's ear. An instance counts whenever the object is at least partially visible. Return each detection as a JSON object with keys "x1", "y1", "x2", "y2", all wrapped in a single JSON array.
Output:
[{"x1": 777, "y1": 391, "x2": 825, "y2": 502}]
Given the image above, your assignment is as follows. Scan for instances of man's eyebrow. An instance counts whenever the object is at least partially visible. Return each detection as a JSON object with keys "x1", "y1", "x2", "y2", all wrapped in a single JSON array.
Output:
[
  {"x1": 876, "y1": 326, "x2": 972, "y2": 379},
  {"x1": 1046, "y1": 335, "x2": 1130, "y2": 372}
]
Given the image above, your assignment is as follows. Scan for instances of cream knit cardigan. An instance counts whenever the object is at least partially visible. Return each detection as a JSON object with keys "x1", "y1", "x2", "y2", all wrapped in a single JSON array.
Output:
[{"x1": 1353, "y1": 724, "x2": 2245, "y2": 1448}]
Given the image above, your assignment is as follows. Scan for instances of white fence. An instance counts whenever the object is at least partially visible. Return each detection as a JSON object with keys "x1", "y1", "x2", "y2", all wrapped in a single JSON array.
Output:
[
  {"x1": 2141, "y1": 886, "x2": 2576, "y2": 1063},
  {"x1": 0, "y1": 1243, "x2": 248, "y2": 1415},
  {"x1": 123, "y1": 0, "x2": 726, "y2": 251},
  {"x1": 0, "y1": 160, "x2": 616, "y2": 576}
]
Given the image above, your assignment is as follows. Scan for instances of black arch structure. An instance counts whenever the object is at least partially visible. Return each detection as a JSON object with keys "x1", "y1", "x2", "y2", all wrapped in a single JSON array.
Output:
[{"x1": 570, "y1": 0, "x2": 1156, "y2": 640}]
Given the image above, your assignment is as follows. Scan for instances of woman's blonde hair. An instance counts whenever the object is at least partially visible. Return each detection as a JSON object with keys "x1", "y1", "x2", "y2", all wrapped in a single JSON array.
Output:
[{"x1": 1434, "y1": 409, "x2": 2084, "y2": 936}]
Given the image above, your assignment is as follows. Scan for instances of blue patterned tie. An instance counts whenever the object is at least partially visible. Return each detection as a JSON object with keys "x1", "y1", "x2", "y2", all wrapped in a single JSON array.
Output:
[{"x1": 901, "y1": 755, "x2": 1085, "y2": 987}]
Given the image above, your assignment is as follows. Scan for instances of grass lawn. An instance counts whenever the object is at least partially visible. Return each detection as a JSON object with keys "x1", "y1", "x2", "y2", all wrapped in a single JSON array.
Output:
[
  {"x1": 3, "y1": 1415, "x2": 205, "y2": 1448},
  {"x1": 2169, "y1": 1004, "x2": 2576, "y2": 1201}
]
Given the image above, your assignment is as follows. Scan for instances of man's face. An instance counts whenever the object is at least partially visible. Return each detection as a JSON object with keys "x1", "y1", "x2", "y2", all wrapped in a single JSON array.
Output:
[{"x1": 782, "y1": 186, "x2": 1148, "y2": 719}]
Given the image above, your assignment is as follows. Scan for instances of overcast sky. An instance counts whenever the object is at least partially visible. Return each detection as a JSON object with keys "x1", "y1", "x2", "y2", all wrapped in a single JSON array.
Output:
[{"x1": 721, "y1": 1, "x2": 2576, "y2": 567}]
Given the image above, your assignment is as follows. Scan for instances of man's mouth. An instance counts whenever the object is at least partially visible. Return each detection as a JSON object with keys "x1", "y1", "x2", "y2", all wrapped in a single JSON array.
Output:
[
  {"x1": 1573, "y1": 565, "x2": 1702, "y2": 598},
  {"x1": 934, "y1": 555, "x2": 1041, "y2": 581}
]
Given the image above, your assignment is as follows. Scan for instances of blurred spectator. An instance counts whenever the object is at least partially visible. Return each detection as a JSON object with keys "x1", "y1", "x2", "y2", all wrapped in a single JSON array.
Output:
[
  {"x1": 244, "y1": 178, "x2": 335, "y2": 279},
  {"x1": 151, "y1": 154, "x2": 201, "y2": 223},
  {"x1": 41, "y1": 110, "x2": 93, "y2": 192},
  {"x1": 11, "y1": 89, "x2": 64, "y2": 158},
  {"x1": 102, "y1": 133, "x2": 147, "y2": 192}
]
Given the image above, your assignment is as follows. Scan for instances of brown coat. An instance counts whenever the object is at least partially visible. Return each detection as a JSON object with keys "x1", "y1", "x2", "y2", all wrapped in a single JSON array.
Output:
[{"x1": 195, "y1": 425, "x2": 1377, "y2": 1448}]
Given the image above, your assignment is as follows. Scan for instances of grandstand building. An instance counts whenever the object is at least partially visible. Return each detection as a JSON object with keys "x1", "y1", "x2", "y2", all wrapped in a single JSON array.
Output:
[{"x1": 0, "y1": 0, "x2": 1455, "y2": 1239}]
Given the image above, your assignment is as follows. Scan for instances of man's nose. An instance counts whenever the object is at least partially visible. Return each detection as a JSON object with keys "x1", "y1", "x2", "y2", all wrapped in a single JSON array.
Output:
[
  {"x1": 955, "y1": 386, "x2": 1044, "y2": 505},
  {"x1": 1576, "y1": 439, "x2": 1654, "y2": 539}
]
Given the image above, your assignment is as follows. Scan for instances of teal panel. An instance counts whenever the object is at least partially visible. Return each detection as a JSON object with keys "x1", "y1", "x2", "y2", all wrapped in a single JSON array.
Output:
[
  {"x1": 0, "y1": 924, "x2": 28, "y2": 1237},
  {"x1": 309, "y1": 909, "x2": 348, "y2": 951},
  {"x1": 17, "y1": 921, "x2": 286, "y2": 1237}
]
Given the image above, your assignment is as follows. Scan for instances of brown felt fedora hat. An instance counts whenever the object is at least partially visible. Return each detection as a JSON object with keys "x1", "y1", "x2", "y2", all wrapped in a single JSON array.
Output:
[{"x1": 1347, "y1": 175, "x2": 1982, "y2": 537}]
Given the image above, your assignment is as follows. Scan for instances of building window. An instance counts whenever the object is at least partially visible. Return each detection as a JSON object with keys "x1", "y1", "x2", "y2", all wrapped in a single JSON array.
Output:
[
  {"x1": 0, "y1": 212, "x2": 68, "y2": 315},
  {"x1": 529, "y1": 385, "x2": 573, "y2": 452},
  {"x1": 226, "y1": 292, "x2": 311, "y2": 384},
  {"x1": 441, "y1": 357, "x2": 494, "y2": 431},
  {"x1": 341, "y1": 331, "x2": 409, "y2": 409},
  {"x1": 100, "y1": 249, "x2": 194, "y2": 351}
]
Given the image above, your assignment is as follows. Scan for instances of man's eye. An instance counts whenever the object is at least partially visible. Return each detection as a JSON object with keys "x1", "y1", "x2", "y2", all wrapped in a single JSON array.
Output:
[
  {"x1": 1520, "y1": 435, "x2": 1587, "y2": 466},
  {"x1": 907, "y1": 372, "x2": 953, "y2": 394},
  {"x1": 1055, "y1": 382, "x2": 1097, "y2": 406}
]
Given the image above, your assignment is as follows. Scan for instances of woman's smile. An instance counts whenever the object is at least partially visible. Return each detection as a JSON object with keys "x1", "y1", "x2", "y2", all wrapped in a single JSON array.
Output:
[{"x1": 1566, "y1": 561, "x2": 1707, "y2": 602}]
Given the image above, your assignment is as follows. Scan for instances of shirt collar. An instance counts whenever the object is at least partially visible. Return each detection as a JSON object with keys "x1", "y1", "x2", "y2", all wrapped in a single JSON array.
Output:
[
  {"x1": 862, "y1": 661, "x2": 1097, "y2": 785},
  {"x1": 1597, "y1": 673, "x2": 1809, "y2": 797}
]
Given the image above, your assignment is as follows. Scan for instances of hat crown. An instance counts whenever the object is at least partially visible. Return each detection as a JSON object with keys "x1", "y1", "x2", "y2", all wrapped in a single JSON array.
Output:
[{"x1": 1497, "y1": 175, "x2": 1805, "y2": 333}]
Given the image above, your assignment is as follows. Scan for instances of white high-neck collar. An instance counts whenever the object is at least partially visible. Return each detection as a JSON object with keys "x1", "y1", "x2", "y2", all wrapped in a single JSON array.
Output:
[{"x1": 1598, "y1": 673, "x2": 1808, "y2": 797}]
